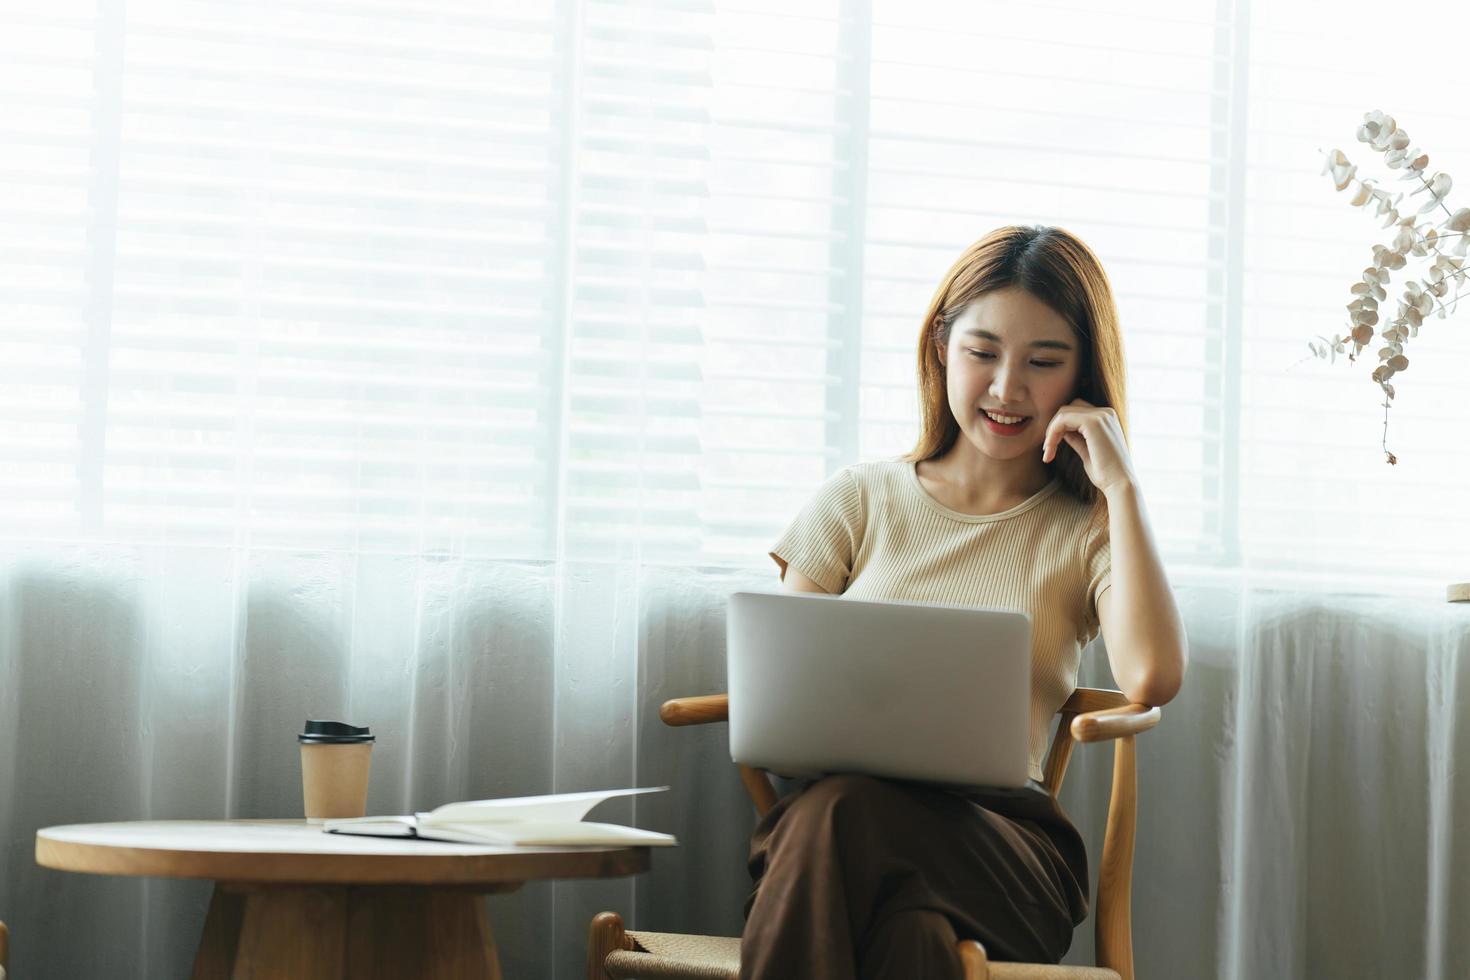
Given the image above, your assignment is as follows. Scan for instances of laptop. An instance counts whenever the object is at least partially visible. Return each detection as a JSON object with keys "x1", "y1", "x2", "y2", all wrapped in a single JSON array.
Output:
[{"x1": 726, "y1": 590, "x2": 1032, "y2": 789}]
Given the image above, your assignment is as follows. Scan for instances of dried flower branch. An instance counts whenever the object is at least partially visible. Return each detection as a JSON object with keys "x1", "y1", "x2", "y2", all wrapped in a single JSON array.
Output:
[{"x1": 1316, "y1": 110, "x2": 1470, "y2": 463}]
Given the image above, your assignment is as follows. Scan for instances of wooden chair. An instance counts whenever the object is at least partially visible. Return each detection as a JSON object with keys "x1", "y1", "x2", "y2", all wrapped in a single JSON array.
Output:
[{"x1": 587, "y1": 687, "x2": 1161, "y2": 980}]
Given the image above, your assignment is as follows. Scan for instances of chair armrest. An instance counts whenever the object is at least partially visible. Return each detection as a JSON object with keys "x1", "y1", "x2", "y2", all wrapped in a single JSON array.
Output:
[
  {"x1": 661, "y1": 691, "x2": 1163, "y2": 740},
  {"x1": 1070, "y1": 702, "x2": 1161, "y2": 743},
  {"x1": 659, "y1": 694, "x2": 729, "y2": 727}
]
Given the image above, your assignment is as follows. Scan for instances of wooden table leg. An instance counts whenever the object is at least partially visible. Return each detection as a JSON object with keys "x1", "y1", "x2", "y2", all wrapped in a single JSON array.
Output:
[
  {"x1": 192, "y1": 883, "x2": 515, "y2": 980},
  {"x1": 232, "y1": 885, "x2": 348, "y2": 978},
  {"x1": 346, "y1": 888, "x2": 503, "y2": 979},
  {"x1": 192, "y1": 885, "x2": 246, "y2": 979}
]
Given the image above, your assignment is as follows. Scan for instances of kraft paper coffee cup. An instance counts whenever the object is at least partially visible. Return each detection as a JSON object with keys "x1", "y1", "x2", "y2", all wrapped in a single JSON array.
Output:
[{"x1": 299, "y1": 720, "x2": 375, "y2": 822}]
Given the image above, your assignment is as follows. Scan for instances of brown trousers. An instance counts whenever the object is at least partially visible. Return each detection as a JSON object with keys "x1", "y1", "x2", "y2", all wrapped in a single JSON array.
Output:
[{"x1": 741, "y1": 774, "x2": 1089, "y2": 980}]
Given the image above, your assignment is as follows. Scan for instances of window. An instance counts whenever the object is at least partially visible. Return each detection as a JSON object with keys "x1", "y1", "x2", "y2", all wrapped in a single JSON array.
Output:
[{"x1": 3, "y1": 0, "x2": 1467, "y2": 580}]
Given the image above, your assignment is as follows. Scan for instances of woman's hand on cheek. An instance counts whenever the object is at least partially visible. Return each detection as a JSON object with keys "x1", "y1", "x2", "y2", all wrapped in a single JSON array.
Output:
[{"x1": 1040, "y1": 398, "x2": 1138, "y2": 497}]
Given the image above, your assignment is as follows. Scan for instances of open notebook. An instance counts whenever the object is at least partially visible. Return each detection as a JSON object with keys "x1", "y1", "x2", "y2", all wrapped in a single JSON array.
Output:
[{"x1": 322, "y1": 786, "x2": 676, "y2": 847}]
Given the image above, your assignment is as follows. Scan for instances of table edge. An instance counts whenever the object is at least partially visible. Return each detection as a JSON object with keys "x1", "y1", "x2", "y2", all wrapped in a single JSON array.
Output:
[{"x1": 35, "y1": 822, "x2": 654, "y2": 885}]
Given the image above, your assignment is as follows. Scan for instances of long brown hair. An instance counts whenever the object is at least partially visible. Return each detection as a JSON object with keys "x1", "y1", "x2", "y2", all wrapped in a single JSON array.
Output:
[{"x1": 904, "y1": 225, "x2": 1128, "y2": 506}]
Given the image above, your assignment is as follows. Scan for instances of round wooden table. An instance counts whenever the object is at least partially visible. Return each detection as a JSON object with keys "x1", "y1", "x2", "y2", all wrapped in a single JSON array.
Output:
[{"x1": 36, "y1": 820, "x2": 651, "y2": 979}]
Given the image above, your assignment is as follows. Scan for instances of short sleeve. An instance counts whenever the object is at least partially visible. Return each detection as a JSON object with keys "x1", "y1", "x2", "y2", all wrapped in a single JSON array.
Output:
[
  {"x1": 768, "y1": 467, "x2": 865, "y2": 594},
  {"x1": 1080, "y1": 503, "x2": 1113, "y2": 642}
]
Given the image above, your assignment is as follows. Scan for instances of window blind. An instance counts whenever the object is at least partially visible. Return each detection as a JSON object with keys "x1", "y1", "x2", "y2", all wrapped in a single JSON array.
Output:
[
  {"x1": 3, "y1": 0, "x2": 1468, "y2": 579},
  {"x1": 1239, "y1": 4, "x2": 1470, "y2": 579},
  {"x1": 0, "y1": 5, "x2": 98, "y2": 532},
  {"x1": 559, "y1": 0, "x2": 715, "y2": 560},
  {"x1": 857, "y1": 0, "x2": 1232, "y2": 563},
  {"x1": 699, "y1": 0, "x2": 850, "y2": 560},
  {"x1": 6, "y1": 0, "x2": 564, "y2": 556}
]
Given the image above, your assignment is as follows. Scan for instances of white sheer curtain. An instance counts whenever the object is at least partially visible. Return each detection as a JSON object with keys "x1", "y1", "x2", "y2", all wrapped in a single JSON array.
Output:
[{"x1": 3, "y1": 0, "x2": 1470, "y2": 977}]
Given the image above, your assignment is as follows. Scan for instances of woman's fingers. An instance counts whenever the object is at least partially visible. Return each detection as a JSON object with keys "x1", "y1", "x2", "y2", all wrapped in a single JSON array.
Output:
[
  {"x1": 1042, "y1": 407, "x2": 1081, "y2": 463},
  {"x1": 1063, "y1": 430, "x2": 1091, "y2": 468}
]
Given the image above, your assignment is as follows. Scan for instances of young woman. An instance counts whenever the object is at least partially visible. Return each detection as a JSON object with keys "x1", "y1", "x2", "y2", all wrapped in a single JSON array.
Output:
[{"x1": 741, "y1": 225, "x2": 1187, "y2": 979}]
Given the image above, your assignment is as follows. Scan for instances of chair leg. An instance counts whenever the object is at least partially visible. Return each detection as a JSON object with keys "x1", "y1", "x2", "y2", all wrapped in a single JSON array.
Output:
[
  {"x1": 587, "y1": 911, "x2": 633, "y2": 980},
  {"x1": 957, "y1": 939, "x2": 990, "y2": 979}
]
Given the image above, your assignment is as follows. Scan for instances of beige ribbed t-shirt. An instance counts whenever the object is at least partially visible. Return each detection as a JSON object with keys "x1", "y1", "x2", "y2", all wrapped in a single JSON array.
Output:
[{"x1": 769, "y1": 459, "x2": 1113, "y2": 781}]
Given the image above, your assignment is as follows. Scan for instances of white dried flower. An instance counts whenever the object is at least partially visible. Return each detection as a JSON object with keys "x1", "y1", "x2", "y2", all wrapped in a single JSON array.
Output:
[
  {"x1": 1357, "y1": 110, "x2": 1397, "y2": 150},
  {"x1": 1322, "y1": 149, "x2": 1358, "y2": 190},
  {"x1": 1412, "y1": 172, "x2": 1453, "y2": 214},
  {"x1": 1317, "y1": 111, "x2": 1470, "y2": 461}
]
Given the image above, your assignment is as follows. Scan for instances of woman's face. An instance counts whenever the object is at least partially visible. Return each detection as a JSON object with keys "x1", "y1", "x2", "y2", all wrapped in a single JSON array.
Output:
[{"x1": 939, "y1": 286, "x2": 1082, "y2": 463}]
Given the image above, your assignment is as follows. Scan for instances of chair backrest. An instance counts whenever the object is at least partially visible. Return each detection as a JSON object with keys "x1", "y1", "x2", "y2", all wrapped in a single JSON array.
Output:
[{"x1": 1040, "y1": 686, "x2": 1130, "y2": 795}]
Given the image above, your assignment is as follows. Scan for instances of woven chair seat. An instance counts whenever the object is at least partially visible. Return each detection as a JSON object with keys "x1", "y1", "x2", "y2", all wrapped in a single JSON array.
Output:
[
  {"x1": 604, "y1": 930, "x2": 740, "y2": 980},
  {"x1": 988, "y1": 965, "x2": 1121, "y2": 980},
  {"x1": 604, "y1": 928, "x2": 1119, "y2": 980}
]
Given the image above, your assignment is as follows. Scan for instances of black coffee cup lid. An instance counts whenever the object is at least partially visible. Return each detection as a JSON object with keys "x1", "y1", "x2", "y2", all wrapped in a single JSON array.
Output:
[{"x1": 299, "y1": 720, "x2": 375, "y2": 744}]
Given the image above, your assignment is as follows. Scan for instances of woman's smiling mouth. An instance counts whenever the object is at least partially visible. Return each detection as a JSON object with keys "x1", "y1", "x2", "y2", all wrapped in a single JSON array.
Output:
[{"x1": 981, "y1": 409, "x2": 1031, "y2": 435}]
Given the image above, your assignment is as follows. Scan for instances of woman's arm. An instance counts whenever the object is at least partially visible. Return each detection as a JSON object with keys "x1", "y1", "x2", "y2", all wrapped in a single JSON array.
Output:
[
  {"x1": 780, "y1": 565, "x2": 831, "y2": 595},
  {"x1": 1041, "y1": 399, "x2": 1188, "y2": 707},
  {"x1": 1096, "y1": 482, "x2": 1187, "y2": 706}
]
